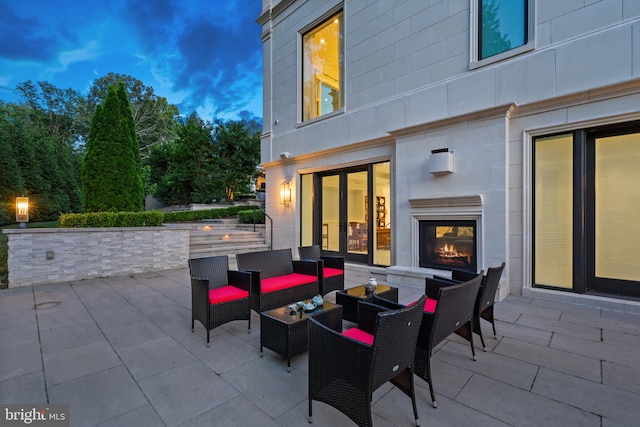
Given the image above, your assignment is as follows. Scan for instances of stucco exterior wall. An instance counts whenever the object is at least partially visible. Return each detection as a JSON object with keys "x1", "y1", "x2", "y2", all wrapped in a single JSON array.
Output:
[
  {"x1": 262, "y1": 1, "x2": 640, "y2": 162},
  {"x1": 4, "y1": 227, "x2": 190, "y2": 287},
  {"x1": 258, "y1": 0, "x2": 640, "y2": 308}
]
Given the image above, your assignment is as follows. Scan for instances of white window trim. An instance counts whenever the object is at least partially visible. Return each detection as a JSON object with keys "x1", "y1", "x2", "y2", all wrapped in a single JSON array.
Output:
[
  {"x1": 297, "y1": 4, "x2": 345, "y2": 125},
  {"x1": 469, "y1": 0, "x2": 536, "y2": 70}
]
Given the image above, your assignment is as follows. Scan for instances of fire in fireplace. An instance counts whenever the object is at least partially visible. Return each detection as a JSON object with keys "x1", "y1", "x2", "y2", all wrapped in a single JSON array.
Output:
[{"x1": 419, "y1": 220, "x2": 477, "y2": 272}]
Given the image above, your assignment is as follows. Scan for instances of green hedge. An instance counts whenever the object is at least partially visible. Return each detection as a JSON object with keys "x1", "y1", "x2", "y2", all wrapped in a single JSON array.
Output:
[
  {"x1": 238, "y1": 209, "x2": 265, "y2": 224},
  {"x1": 162, "y1": 206, "x2": 260, "y2": 223},
  {"x1": 57, "y1": 206, "x2": 264, "y2": 227},
  {"x1": 59, "y1": 211, "x2": 164, "y2": 228}
]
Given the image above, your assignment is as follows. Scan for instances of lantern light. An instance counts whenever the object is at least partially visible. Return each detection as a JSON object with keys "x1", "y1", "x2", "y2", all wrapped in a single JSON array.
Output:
[
  {"x1": 16, "y1": 196, "x2": 29, "y2": 228},
  {"x1": 280, "y1": 182, "x2": 291, "y2": 207}
]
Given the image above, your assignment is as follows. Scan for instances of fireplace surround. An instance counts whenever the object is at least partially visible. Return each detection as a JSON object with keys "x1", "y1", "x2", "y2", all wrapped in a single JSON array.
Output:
[
  {"x1": 419, "y1": 220, "x2": 477, "y2": 271},
  {"x1": 409, "y1": 195, "x2": 483, "y2": 271}
]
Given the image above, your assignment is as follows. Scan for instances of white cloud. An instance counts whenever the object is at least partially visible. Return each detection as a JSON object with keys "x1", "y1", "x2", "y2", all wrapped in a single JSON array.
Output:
[{"x1": 49, "y1": 40, "x2": 100, "y2": 74}]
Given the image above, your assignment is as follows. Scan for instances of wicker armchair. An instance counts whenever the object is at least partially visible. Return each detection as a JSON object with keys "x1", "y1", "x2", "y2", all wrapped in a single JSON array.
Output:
[
  {"x1": 373, "y1": 273, "x2": 483, "y2": 408},
  {"x1": 188, "y1": 256, "x2": 252, "y2": 347},
  {"x1": 471, "y1": 263, "x2": 505, "y2": 350},
  {"x1": 434, "y1": 267, "x2": 480, "y2": 284},
  {"x1": 434, "y1": 263, "x2": 505, "y2": 350},
  {"x1": 298, "y1": 245, "x2": 345, "y2": 295},
  {"x1": 419, "y1": 274, "x2": 482, "y2": 407},
  {"x1": 308, "y1": 295, "x2": 427, "y2": 427}
]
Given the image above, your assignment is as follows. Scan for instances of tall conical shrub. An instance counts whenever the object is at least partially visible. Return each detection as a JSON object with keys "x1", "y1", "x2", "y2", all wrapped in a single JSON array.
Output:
[{"x1": 81, "y1": 82, "x2": 143, "y2": 212}]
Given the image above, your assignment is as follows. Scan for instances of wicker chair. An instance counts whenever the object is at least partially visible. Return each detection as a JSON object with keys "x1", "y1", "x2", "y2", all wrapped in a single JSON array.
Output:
[
  {"x1": 437, "y1": 268, "x2": 480, "y2": 283},
  {"x1": 373, "y1": 273, "x2": 483, "y2": 408},
  {"x1": 434, "y1": 263, "x2": 505, "y2": 350},
  {"x1": 298, "y1": 245, "x2": 345, "y2": 295},
  {"x1": 308, "y1": 295, "x2": 427, "y2": 427},
  {"x1": 470, "y1": 263, "x2": 505, "y2": 350},
  {"x1": 188, "y1": 256, "x2": 252, "y2": 347}
]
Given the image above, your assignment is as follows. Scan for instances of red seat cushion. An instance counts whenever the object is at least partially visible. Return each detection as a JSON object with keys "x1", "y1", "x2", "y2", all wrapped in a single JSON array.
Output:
[
  {"x1": 424, "y1": 298, "x2": 437, "y2": 313},
  {"x1": 409, "y1": 298, "x2": 438, "y2": 313},
  {"x1": 261, "y1": 273, "x2": 316, "y2": 293},
  {"x1": 342, "y1": 328, "x2": 374, "y2": 345},
  {"x1": 323, "y1": 267, "x2": 343, "y2": 278},
  {"x1": 208, "y1": 286, "x2": 249, "y2": 305}
]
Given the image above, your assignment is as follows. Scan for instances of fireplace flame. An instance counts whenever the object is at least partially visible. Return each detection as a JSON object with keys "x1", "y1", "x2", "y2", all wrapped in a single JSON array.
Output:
[
  {"x1": 440, "y1": 243, "x2": 459, "y2": 257},
  {"x1": 438, "y1": 244, "x2": 471, "y2": 264}
]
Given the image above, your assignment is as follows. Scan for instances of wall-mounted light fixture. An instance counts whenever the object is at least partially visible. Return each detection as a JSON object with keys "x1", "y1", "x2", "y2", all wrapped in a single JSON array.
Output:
[
  {"x1": 428, "y1": 148, "x2": 454, "y2": 175},
  {"x1": 279, "y1": 151, "x2": 292, "y2": 159},
  {"x1": 16, "y1": 196, "x2": 29, "y2": 228},
  {"x1": 280, "y1": 181, "x2": 291, "y2": 207}
]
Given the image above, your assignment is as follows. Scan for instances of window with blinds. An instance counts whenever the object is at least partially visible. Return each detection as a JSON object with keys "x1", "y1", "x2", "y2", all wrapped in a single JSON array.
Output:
[{"x1": 534, "y1": 134, "x2": 573, "y2": 289}]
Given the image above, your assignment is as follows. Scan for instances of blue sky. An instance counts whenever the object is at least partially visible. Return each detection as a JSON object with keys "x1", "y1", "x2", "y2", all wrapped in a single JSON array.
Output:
[{"x1": 0, "y1": 0, "x2": 263, "y2": 121}]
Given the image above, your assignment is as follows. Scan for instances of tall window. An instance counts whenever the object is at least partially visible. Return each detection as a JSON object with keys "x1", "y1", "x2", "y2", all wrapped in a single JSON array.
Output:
[
  {"x1": 471, "y1": 0, "x2": 533, "y2": 67},
  {"x1": 302, "y1": 11, "x2": 343, "y2": 122},
  {"x1": 534, "y1": 134, "x2": 573, "y2": 289},
  {"x1": 479, "y1": 0, "x2": 527, "y2": 60}
]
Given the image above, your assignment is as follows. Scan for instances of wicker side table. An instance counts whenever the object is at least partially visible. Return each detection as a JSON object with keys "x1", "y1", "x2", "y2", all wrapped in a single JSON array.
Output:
[{"x1": 259, "y1": 301, "x2": 343, "y2": 371}]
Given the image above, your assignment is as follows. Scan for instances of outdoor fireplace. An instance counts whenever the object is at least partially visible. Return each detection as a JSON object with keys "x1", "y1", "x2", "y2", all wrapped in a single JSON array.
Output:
[{"x1": 419, "y1": 220, "x2": 477, "y2": 272}]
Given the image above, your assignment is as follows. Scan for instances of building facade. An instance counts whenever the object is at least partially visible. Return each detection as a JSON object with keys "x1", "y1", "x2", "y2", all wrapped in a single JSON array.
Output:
[{"x1": 257, "y1": 0, "x2": 640, "y2": 311}]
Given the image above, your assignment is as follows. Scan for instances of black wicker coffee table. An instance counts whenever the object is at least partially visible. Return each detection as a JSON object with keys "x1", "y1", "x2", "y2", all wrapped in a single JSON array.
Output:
[
  {"x1": 259, "y1": 301, "x2": 343, "y2": 371},
  {"x1": 336, "y1": 284, "x2": 399, "y2": 323}
]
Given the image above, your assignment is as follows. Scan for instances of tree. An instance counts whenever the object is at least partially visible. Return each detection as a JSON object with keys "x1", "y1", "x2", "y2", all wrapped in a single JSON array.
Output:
[
  {"x1": 153, "y1": 112, "x2": 217, "y2": 205},
  {"x1": 147, "y1": 116, "x2": 261, "y2": 205},
  {"x1": 81, "y1": 83, "x2": 144, "y2": 212},
  {"x1": 211, "y1": 119, "x2": 261, "y2": 201},
  {"x1": 0, "y1": 100, "x2": 82, "y2": 225},
  {"x1": 14, "y1": 80, "x2": 83, "y2": 146},
  {"x1": 76, "y1": 73, "x2": 179, "y2": 157}
]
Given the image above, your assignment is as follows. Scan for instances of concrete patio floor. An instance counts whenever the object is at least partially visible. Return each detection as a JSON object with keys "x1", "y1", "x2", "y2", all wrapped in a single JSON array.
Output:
[{"x1": 1, "y1": 264, "x2": 640, "y2": 426}]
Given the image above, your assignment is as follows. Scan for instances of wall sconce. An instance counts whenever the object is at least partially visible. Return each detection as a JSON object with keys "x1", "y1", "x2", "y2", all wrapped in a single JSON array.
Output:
[
  {"x1": 280, "y1": 181, "x2": 291, "y2": 207},
  {"x1": 16, "y1": 196, "x2": 29, "y2": 228}
]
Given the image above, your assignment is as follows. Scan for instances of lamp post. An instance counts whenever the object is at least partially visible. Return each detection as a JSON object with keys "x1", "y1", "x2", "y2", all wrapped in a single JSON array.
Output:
[{"x1": 16, "y1": 196, "x2": 29, "y2": 228}]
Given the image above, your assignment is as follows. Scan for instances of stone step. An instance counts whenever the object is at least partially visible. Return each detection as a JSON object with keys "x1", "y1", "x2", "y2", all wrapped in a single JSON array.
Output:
[
  {"x1": 189, "y1": 238, "x2": 267, "y2": 250},
  {"x1": 189, "y1": 243, "x2": 271, "y2": 259},
  {"x1": 182, "y1": 221, "x2": 269, "y2": 259},
  {"x1": 165, "y1": 222, "x2": 265, "y2": 233},
  {"x1": 190, "y1": 231, "x2": 263, "y2": 242}
]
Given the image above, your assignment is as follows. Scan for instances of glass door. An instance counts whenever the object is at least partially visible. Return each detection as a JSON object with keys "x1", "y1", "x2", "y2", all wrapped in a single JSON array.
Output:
[
  {"x1": 586, "y1": 129, "x2": 640, "y2": 296},
  {"x1": 303, "y1": 162, "x2": 390, "y2": 265},
  {"x1": 317, "y1": 168, "x2": 369, "y2": 263},
  {"x1": 321, "y1": 174, "x2": 340, "y2": 252},
  {"x1": 346, "y1": 170, "x2": 369, "y2": 263}
]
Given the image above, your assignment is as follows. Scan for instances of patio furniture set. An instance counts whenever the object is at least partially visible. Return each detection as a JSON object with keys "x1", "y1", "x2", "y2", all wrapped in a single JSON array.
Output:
[{"x1": 188, "y1": 246, "x2": 504, "y2": 427}]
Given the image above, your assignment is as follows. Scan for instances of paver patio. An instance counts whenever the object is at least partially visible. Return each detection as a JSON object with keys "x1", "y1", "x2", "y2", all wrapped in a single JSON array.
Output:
[{"x1": 1, "y1": 264, "x2": 640, "y2": 426}]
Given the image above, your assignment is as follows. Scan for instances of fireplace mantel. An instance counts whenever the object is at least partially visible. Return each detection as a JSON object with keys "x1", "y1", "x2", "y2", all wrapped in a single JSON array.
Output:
[{"x1": 409, "y1": 195, "x2": 482, "y2": 213}]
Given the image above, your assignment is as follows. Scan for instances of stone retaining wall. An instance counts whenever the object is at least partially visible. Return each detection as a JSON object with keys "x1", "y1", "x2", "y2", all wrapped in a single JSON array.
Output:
[{"x1": 3, "y1": 226, "x2": 190, "y2": 288}]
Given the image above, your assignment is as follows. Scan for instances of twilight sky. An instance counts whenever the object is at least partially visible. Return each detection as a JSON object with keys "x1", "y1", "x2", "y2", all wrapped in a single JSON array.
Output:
[{"x1": 0, "y1": 0, "x2": 263, "y2": 121}]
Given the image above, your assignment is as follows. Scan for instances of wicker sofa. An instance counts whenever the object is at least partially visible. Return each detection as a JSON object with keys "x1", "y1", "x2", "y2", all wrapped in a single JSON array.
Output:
[{"x1": 236, "y1": 248, "x2": 319, "y2": 313}]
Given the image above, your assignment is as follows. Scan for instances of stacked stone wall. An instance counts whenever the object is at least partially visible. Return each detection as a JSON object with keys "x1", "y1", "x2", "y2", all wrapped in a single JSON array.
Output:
[{"x1": 4, "y1": 227, "x2": 189, "y2": 287}]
